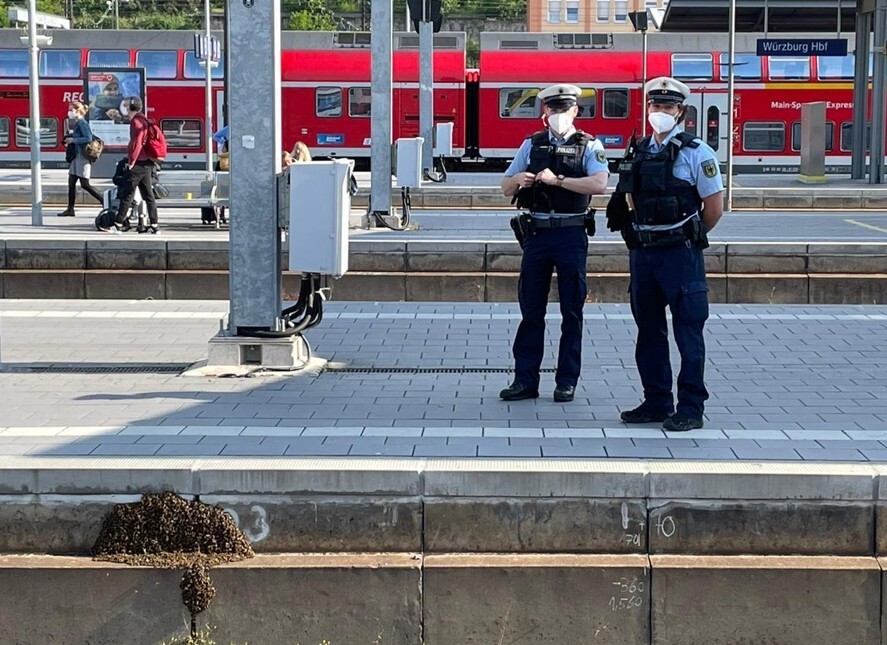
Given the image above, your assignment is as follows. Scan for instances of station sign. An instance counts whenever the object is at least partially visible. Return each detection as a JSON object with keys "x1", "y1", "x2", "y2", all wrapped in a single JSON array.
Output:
[
  {"x1": 193, "y1": 34, "x2": 221, "y2": 62},
  {"x1": 756, "y1": 38, "x2": 848, "y2": 57}
]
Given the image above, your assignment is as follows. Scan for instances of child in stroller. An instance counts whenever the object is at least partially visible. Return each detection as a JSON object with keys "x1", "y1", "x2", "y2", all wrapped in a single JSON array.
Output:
[{"x1": 95, "y1": 157, "x2": 148, "y2": 232}]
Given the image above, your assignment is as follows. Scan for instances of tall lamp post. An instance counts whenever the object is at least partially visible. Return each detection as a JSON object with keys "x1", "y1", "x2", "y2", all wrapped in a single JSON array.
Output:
[
  {"x1": 629, "y1": 9, "x2": 649, "y2": 137},
  {"x1": 23, "y1": 0, "x2": 53, "y2": 226},
  {"x1": 203, "y1": 0, "x2": 214, "y2": 172},
  {"x1": 725, "y1": 0, "x2": 737, "y2": 211}
]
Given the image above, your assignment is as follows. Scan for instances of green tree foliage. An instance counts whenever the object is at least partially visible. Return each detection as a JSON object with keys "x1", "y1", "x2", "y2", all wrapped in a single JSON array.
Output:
[
  {"x1": 286, "y1": 0, "x2": 338, "y2": 30},
  {"x1": 0, "y1": 0, "x2": 526, "y2": 31}
]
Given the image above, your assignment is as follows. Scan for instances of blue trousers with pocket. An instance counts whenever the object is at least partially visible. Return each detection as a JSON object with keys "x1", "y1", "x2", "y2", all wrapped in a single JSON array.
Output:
[
  {"x1": 513, "y1": 225, "x2": 588, "y2": 390},
  {"x1": 629, "y1": 241, "x2": 709, "y2": 417}
]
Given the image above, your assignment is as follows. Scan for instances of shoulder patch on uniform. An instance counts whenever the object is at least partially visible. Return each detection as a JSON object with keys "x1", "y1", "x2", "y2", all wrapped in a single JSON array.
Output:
[
  {"x1": 701, "y1": 159, "x2": 718, "y2": 178},
  {"x1": 595, "y1": 149, "x2": 606, "y2": 164}
]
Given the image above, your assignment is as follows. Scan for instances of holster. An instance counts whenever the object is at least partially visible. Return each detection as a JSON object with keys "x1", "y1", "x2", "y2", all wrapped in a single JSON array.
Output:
[
  {"x1": 584, "y1": 209, "x2": 596, "y2": 237},
  {"x1": 509, "y1": 212, "x2": 537, "y2": 249}
]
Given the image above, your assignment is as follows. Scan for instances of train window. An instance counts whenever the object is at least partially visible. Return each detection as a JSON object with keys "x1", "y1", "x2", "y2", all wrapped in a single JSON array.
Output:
[
  {"x1": 88, "y1": 50, "x2": 130, "y2": 68},
  {"x1": 816, "y1": 54, "x2": 871, "y2": 80},
  {"x1": 184, "y1": 52, "x2": 225, "y2": 79},
  {"x1": 840, "y1": 121, "x2": 872, "y2": 152},
  {"x1": 602, "y1": 89, "x2": 629, "y2": 118},
  {"x1": 742, "y1": 122, "x2": 785, "y2": 152},
  {"x1": 499, "y1": 88, "x2": 541, "y2": 118},
  {"x1": 160, "y1": 119, "x2": 202, "y2": 149},
  {"x1": 791, "y1": 121, "x2": 834, "y2": 152},
  {"x1": 768, "y1": 56, "x2": 810, "y2": 80},
  {"x1": 0, "y1": 117, "x2": 8, "y2": 148},
  {"x1": 0, "y1": 50, "x2": 29, "y2": 78},
  {"x1": 672, "y1": 54, "x2": 713, "y2": 81},
  {"x1": 136, "y1": 51, "x2": 178, "y2": 79},
  {"x1": 718, "y1": 53, "x2": 761, "y2": 80},
  {"x1": 14, "y1": 117, "x2": 58, "y2": 148},
  {"x1": 40, "y1": 50, "x2": 80, "y2": 78},
  {"x1": 349, "y1": 87, "x2": 372, "y2": 117},
  {"x1": 577, "y1": 88, "x2": 596, "y2": 118},
  {"x1": 683, "y1": 105, "x2": 699, "y2": 138},
  {"x1": 317, "y1": 87, "x2": 343, "y2": 117},
  {"x1": 705, "y1": 105, "x2": 720, "y2": 151}
]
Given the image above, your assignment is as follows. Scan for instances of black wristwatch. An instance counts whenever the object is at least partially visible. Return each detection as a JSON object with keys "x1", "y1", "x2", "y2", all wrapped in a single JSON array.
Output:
[{"x1": 556, "y1": 175, "x2": 565, "y2": 187}]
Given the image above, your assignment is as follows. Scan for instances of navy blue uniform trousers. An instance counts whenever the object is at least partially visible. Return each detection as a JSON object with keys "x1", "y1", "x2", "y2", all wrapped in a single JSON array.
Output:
[
  {"x1": 629, "y1": 241, "x2": 709, "y2": 417},
  {"x1": 513, "y1": 225, "x2": 588, "y2": 389}
]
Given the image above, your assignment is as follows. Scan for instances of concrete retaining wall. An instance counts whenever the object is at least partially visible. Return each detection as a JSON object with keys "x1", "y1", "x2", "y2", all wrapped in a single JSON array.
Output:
[
  {"x1": 2, "y1": 461, "x2": 887, "y2": 642},
  {"x1": 2, "y1": 239, "x2": 886, "y2": 303},
  {"x1": 1, "y1": 553, "x2": 884, "y2": 644}
]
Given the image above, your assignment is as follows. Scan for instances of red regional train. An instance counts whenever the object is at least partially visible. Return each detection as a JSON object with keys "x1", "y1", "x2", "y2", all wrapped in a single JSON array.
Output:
[{"x1": 0, "y1": 28, "x2": 874, "y2": 173}]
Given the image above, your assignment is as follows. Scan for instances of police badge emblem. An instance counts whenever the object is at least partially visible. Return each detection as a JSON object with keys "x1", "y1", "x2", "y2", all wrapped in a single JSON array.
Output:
[
  {"x1": 595, "y1": 149, "x2": 606, "y2": 164},
  {"x1": 702, "y1": 159, "x2": 718, "y2": 178}
]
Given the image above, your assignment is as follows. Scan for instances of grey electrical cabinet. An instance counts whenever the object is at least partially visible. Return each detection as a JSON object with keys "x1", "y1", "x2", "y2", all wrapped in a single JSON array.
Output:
[{"x1": 287, "y1": 159, "x2": 354, "y2": 278}]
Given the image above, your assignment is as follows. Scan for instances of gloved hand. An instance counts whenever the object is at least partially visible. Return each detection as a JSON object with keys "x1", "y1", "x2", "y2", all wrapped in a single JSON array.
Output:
[{"x1": 606, "y1": 191, "x2": 630, "y2": 232}]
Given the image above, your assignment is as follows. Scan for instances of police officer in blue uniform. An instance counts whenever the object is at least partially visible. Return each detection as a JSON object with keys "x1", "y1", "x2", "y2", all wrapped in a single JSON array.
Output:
[
  {"x1": 616, "y1": 77, "x2": 724, "y2": 431},
  {"x1": 499, "y1": 84, "x2": 609, "y2": 403}
]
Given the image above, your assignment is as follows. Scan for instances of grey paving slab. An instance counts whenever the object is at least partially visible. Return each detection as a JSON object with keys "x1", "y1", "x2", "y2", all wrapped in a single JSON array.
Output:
[
  {"x1": 668, "y1": 447, "x2": 738, "y2": 460},
  {"x1": 1, "y1": 300, "x2": 887, "y2": 463}
]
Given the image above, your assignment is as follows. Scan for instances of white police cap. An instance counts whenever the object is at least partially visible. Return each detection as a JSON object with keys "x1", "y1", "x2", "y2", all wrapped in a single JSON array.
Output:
[
  {"x1": 538, "y1": 83, "x2": 582, "y2": 108},
  {"x1": 645, "y1": 76, "x2": 690, "y2": 104}
]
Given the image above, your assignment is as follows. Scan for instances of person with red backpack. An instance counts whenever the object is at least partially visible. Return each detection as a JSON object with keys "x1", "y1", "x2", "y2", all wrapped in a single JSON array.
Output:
[{"x1": 109, "y1": 97, "x2": 161, "y2": 234}]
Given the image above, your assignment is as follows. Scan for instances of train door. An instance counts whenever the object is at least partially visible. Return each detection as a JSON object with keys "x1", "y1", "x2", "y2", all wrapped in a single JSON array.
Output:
[
  {"x1": 398, "y1": 88, "x2": 421, "y2": 139},
  {"x1": 215, "y1": 90, "x2": 225, "y2": 136},
  {"x1": 683, "y1": 92, "x2": 727, "y2": 163}
]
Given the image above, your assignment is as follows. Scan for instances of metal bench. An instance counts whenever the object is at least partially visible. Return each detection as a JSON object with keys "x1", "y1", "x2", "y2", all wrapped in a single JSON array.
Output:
[{"x1": 154, "y1": 170, "x2": 230, "y2": 229}]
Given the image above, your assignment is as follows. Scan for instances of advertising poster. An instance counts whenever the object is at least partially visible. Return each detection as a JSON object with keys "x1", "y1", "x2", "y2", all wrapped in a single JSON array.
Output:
[{"x1": 83, "y1": 67, "x2": 146, "y2": 147}]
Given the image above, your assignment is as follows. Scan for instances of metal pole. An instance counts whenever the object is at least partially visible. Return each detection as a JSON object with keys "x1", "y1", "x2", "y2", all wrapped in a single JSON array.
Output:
[
  {"x1": 851, "y1": 10, "x2": 870, "y2": 179},
  {"x1": 420, "y1": 14, "x2": 434, "y2": 174},
  {"x1": 227, "y1": 0, "x2": 282, "y2": 332},
  {"x1": 870, "y1": 0, "x2": 887, "y2": 184},
  {"x1": 370, "y1": 0, "x2": 393, "y2": 216},
  {"x1": 641, "y1": 28, "x2": 647, "y2": 138},
  {"x1": 204, "y1": 0, "x2": 214, "y2": 172},
  {"x1": 763, "y1": 0, "x2": 768, "y2": 36},
  {"x1": 835, "y1": 0, "x2": 841, "y2": 38},
  {"x1": 27, "y1": 0, "x2": 43, "y2": 226},
  {"x1": 725, "y1": 0, "x2": 736, "y2": 211},
  {"x1": 114, "y1": 0, "x2": 119, "y2": 29},
  {"x1": 405, "y1": 0, "x2": 410, "y2": 29}
]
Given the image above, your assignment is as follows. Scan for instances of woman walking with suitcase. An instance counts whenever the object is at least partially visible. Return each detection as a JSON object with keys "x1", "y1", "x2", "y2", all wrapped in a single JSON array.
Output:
[{"x1": 57, "y1": 101, "x2": 103, "y2": 217}]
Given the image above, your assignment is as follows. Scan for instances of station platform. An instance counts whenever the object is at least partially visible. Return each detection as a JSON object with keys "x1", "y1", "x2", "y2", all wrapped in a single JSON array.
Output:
[
  {"x1": 4, "y1": 169, "x2": 887, "y2": 210},
  {"x1": 3, "y1": 168, "x2": 887, "y2": 642},
  {"x1": 3, "y1": 200, "x2": 887, "y2": 303},
  {"x1": 2, "y1": 298, "x2": 887, "y2": 642}
]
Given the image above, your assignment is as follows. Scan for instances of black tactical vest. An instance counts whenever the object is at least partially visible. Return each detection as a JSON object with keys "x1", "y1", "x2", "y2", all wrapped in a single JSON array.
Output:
[
  {"x1": 516, "y1": 130, "x2": 593, "y2": 214},
  {"x1": 630, "y1": 132, "x2": 703, "y2": 227}
]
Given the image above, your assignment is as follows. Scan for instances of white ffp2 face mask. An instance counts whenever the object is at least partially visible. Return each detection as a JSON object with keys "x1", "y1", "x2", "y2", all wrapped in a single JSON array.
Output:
[
  {"x1": 67, "y1": 110, "x2": 76, "y2": 119},
  {"x1": 648, "y1": 112, "x2": 677, "y2": 134},
  {"x1": 547, "y1": 112, "x2": 574, "y2": 136}
]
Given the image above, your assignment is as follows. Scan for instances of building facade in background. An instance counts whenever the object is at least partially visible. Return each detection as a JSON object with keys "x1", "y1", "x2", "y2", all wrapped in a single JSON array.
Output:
[{"x1": 527, "y1": 0, "x2": 666, "y2": 32}]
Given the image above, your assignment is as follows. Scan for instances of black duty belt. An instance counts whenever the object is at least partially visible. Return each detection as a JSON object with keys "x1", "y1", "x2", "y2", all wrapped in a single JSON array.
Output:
[{"x1": 530, "y1": 214, "x2": 586, "y2": 229}]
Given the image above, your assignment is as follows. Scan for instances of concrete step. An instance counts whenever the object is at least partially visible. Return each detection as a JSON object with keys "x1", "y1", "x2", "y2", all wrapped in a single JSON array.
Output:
[
  {"x1": 0, "y1": 553, "x2": 882, "y2": 644},
  {"x1": 1, "y1": 458, "x2": 885, "y2": 556},
  {"x1": 2, "y1": 240, "x2": 886, "y2": 303},
  {"x1": 5, "y1": 178, "x2": 887, "y2": 210},
  {"x1": 2, "y1": 460, "x2": 885, "y2": 642}
]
